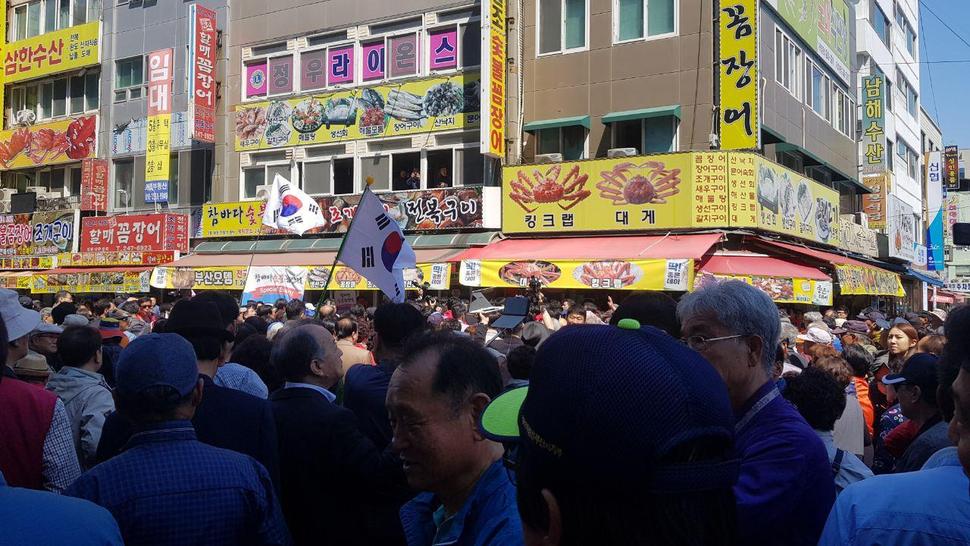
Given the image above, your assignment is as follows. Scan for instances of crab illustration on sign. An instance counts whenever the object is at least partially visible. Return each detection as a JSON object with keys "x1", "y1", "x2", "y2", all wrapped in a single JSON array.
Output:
[
  {"x1": 498, "y1": 261, "x2": 562, "y2": 286},
  {"x1": 509, "y1": 164, "x2": 590, "y2": 213},
  {"x1": 596, "y1": 161, "x2": 682, "y2": 206}
]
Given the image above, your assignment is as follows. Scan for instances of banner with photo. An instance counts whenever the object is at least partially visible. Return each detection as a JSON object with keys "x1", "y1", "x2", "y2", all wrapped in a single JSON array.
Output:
[
  {"x1": 458, "y1": 258, "x2": 692, "y2": 291},
  {"x1": 242, "y1": 266, "x2": 307, "y2": 304},
  {"x1": 150, "y1": 263, "x2": 451, "y2": 291},
  {"x1": 694, "y1": 272, "x2": 832, "y2": 305},
  {"x1": 835, "y1": 264, "x2": 905, "y2": 297}
]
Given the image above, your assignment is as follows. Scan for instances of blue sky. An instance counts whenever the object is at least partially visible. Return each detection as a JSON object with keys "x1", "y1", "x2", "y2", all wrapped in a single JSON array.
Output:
[{"x1": 918, "y1": 0, "x2": 970, "y2": 146}]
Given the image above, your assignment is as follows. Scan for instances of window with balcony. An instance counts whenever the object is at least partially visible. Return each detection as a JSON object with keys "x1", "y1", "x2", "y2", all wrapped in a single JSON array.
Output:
[
  {"x1": 614, "y1": 0, "x2": 676, "y2": 42},
  {"x1": 538, "y1": 0, "x2": 587, "y2": 54},
  {"x1": 114, "y1": 56, "x2": 144, "y2": 102},
  {"x1": 114, "y1": 159, "x2": 134, "y2": 209}
]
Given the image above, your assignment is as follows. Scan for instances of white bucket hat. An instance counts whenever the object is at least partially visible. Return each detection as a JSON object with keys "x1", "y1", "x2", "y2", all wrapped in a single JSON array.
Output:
[{"x1": 0, "y1": 288, "x2": 41, "y2": 342}]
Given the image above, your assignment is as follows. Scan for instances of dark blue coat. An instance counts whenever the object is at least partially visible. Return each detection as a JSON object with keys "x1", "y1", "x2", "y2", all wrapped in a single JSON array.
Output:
[{"x1": 342, "y1": 361, "x2": 395, "y2": 450}]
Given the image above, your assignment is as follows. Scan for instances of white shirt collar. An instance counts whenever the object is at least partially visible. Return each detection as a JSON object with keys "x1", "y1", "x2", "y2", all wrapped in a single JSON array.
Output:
[{"x1": 284, "y1": 381, "x2": 336, "y2": 403}]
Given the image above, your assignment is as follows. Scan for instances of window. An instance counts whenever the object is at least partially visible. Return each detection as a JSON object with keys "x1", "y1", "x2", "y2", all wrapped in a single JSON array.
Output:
[
  {"x1": 538, "y1": 0, "x2": 587, "y2": 54},
  {"x1": 13, "y1": 0, "x2": 97, "y2": 39},
  {"x1": 115, "y1": 56, "x2": 144, "y2": 101},
  {"x1": 872, "y1": 1, "x2": 890, "y2": 47},
  {"x1": 896, "y1": 69, "x2": 917, "y2": 116},
  {"x1": 13, "y1": 1, "x2": 42, "y2": 40},
  {"x1": 833, "y1": 87, "x2": 852, "y2": 137},
  {"x1": 536, "y1": 126, "x2": 586, "y2": 160},
  {"x1": 361, "y1": 155, "x2": 390, "y2": 191},
  {"x1": 114, "y1": 159, "x2": 134, "y2": 209},
  {"x1": 426, "y1": 23, "x2": 480, "y2": 72},
  {"x1": 775, "y1": 30, "x2": 802, "y2": 99},
  {"x1": 8, "y1": 72, "x2": 99, "y2": 125},
  {"x1": 908, "y1": 148, "x2": 918, "y2": 179},
  {"x1": 615, "y1": 0, "x2": 676, "y2": 42},
  {"x1": 167, "y1": 154, "x2": 179, "y2": 204},
  {"x1": 244, "y1": 45, "x2": 294, "y2": 99},
  {"x1": 895, "y1": 2, "x2": 916, "y2": 56},
  {"x1": 241, "y1": 161, "x2": 290, "y2": 199},
  {"x1": 391, "y1": 151, "x2": 421, "y2": 190},
  {"x1": 805, "y1": 60, "x2": 830, "y2": 119},
  {"x1": 886, "y1": 140, "x2": 893, "y2": 171},
  {"x1": 611, "y1": 116, "x2": 678, "y2": 154}
]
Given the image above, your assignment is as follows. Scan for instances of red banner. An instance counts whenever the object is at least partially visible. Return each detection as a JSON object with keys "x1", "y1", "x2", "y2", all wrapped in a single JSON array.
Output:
[
  {"x1": 80, "y1": 158, "x2": 109, "y2": 212},
  {"x1": 189, "y1": 5, "x2": 217, "y2": 143},
  {"x1": 80, "y1": 213, "x2": 189, "y2": 253}
]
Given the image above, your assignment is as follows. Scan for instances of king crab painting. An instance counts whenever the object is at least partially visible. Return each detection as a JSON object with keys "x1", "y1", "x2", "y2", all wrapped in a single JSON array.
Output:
[
  {"x1": 596, "y1": 161, "x2": 682, "y2": 206},
  {"x1": 509, "y1": 164, "x2": 591, "y2": 213},
  {"x1": 498, "y1": 261, "x2": 562, "y2": 287}
]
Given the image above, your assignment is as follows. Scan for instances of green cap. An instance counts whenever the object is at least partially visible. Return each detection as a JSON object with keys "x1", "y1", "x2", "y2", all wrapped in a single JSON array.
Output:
[{"x1": 479, "y1": 385, "x2": 528, "y2": 441}]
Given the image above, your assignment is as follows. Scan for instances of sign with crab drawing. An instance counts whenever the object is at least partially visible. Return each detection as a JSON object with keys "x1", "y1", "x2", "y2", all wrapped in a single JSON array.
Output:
[
  {"x1": 0, "y1": 115, "x2": 97, "y2": 170},
  {"x1": 459, "y1": 258, "x2": 693, "y2": 291}
]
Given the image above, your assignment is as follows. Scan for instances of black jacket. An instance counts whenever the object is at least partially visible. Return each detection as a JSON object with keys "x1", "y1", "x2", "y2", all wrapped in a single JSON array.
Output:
[
  {"x1": 270, "y1": 386, "x2": 408, "y2": 546},
  {"x1": 96, "y1": 375, "x2": 280, "y2": 487},
  {"x1": 342, "y1": 361, "x2": 395, "y2": 450}
]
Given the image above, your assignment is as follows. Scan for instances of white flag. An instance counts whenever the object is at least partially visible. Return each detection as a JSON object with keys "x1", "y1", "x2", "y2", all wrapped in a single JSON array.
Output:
[
  {"x1": 261, "y1": 173, "x2": 326, "y2": 235},
  {"x1": 339, "y1": 188, "x2": 416, "y2": 303}
]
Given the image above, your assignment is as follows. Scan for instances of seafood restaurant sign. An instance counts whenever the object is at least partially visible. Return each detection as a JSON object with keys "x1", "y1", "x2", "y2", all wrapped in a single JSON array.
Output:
[
  {"x1": 234, "y1": 72, "x2": 480, "y2": 151},
  {"x1": 0, "y1": 116, "x2": 97, "y2": 169},
  {"x1": 502, "y1": 152, "x2": 841, "y2": 247},
  {"x1": 80, "y1": 213, "x2": 190, "y2": 253}
]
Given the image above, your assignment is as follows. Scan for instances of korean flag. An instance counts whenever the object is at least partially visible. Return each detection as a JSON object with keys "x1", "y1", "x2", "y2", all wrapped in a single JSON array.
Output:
[
  {"x1": 262, "y1": 173, "x2": 326, "y2": 235},
  {"x1": 339, "y1": 187, "x2": 416, "y2": 303}
]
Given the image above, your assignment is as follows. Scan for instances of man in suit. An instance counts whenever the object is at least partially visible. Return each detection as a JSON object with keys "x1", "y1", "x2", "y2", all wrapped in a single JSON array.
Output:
[
  {"x1": 335, "y1": 317, "x2": 375, "y2": 374},
  {"x1": 269, "y1": 323, "x2": 406, "y2": 546}
]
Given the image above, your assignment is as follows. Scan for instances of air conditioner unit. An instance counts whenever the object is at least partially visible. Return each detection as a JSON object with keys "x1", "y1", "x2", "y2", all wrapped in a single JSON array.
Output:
[
  {"x1": 254, "y1": 184, "x2": 272, "y2": 200},
  {"x1": 15, "y1": 109, "x2": 36, "y2": 126},
  {"x1": 24, "y1": 186, "x2": 46, "y2": 194},
  {"x1": 535, "y1": 153, "x2": 563, "y2": 164},
  {"x1": 607, "y1": 147, "x2": 638, "y2": 158}
]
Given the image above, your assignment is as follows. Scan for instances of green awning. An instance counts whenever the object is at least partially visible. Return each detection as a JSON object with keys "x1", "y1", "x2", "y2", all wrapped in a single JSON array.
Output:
[
  {"x1": 601, "y1": 105, "x2": 681, "y2": 124},
  {"x1": 522, "y1": 115, "x2": 590, "y2": 132}
]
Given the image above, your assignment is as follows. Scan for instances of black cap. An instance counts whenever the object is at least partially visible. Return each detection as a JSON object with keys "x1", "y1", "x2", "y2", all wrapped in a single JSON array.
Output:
[{"x1": 882, "y1": 353, "x2": 939, "y2": 394}]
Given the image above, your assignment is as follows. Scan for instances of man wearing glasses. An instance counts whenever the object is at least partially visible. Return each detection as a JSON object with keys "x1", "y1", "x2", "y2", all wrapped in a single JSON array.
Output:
[
  {"x1": 678, "y1": 280, "x2": 835, "y2": 546},
  {"x1": 136, "y1": 297, "x2": 156, "y2": 327}
]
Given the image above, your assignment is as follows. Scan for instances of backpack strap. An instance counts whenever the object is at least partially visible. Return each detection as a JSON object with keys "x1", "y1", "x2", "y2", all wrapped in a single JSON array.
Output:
[{"x1": 832, "y1": 449, "x2": 846, "y2": 476}]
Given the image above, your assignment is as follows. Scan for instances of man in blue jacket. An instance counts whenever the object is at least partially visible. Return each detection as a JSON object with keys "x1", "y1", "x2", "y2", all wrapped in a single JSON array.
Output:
[
  {"x1": 678, "y1": 280, "x2": 835, "y2": 546},
  {"x1": 387, "y1": 331, "x2": 521, "y2": 546}
]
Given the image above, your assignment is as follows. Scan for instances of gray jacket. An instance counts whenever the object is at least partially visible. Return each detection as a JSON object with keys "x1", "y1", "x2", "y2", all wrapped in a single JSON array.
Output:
[{"x1": 46, "y1": 367, "x2": 114, "y2": 468}]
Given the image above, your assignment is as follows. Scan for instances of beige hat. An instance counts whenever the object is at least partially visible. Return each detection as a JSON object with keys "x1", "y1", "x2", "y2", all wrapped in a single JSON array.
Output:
[{"x1": 14, "y1": 351, "x2": 51, "y2": 378}]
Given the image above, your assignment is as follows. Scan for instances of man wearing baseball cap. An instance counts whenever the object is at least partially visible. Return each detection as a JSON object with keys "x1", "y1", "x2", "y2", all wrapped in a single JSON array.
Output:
[
  {"x1": 65, "y1": 334, "x2": 290, "y2": 545},
  {"x1": 0, "y1": 288, "x2": 82, "y2": 492},
  {"x1": 882, "y1": 353, "x2": 952, "y2": 472},
  {"x1": 479, "y1": 320, "x2": 740, "y2": 545}
]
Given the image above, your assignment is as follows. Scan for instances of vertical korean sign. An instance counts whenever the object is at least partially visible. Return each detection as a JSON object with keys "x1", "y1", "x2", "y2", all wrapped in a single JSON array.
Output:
[
  {"x1": 718, "y1": 0, "x2": 758, "y2": 150},
  {"x1": 145, "y1": 48, "x2": 173, "y2": 204},
  {"x1": 862, "y1": 75, "x2": 886, "y2": 175},
  {"x1": 480, "y1": 0, "x2": 506, "y2": 159},
  {"x1": 945, "y1": 145, "x2": 960, "y2": 190},
  {"x1": 926, "y1": 151, "x2": 944, "y2": 271},
  {"x1": 187, "y1": 4, "x2": 217, "y2": 143},
  {"x1": 80, "y1": 159, "x2": 109, "y2": 212},
  {"x1": 0, "y1": 0, "x2": 5, "y2": 118}
]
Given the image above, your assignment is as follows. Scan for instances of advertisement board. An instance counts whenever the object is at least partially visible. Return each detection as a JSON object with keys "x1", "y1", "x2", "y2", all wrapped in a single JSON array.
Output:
[
  {"x1": 80, "y1": 213, "x2": 190, "y2": 253},
  {"x1": 838, "y1": 217, "x2": 878, "y2": 258},
  {"x1": 502, "y1": 152, "x2": 840, "y2": 247},
  {"x1": 57, "y1": 251, "x2": 175, "y2": 267},
  {"x1": 0, "y1": 255, "x2": 55, "y2": 270},
  {"x1": 0, "y1": 116, "x2": 97, "y2": 169},
  {"x1": 145, "y1": 48, "x2": 174, "y2": 204},
  {"x1": 234, "y1": 72, "x2": 480, "y2": 151},
  {"x1": 718, "y1": 0, "x2": 759, "y2": 150},
  {"x1": 945, "y1": 145, "x2": 961, "y2": 190},
  {"x1": 861, "y1": 173, "x2": 888, "y2": 229},
  {"x1": 861, "y1": 75, "x2": 886, "y2": 175},
  {"x1": 201, "y1": 187, "x2": 483, "y2": 238},
  {"x1": 458, "y1": 258, "x2": 692, "y2": 291},
  {"x1": 926, "y1": 151, "x2": 945, "y2": 270},
  {"x1": 242, "y1": 266, "x2": 307, "y2": 304},
  {"x1": 774, "y1": 0, "x2": 851, "y2": 83},
  {"x1": 2, "y1": 21, "x2": 100, "y2": 83},
  {"x1": 694, "y1": 272, "x2": 832, "y2": 305},
  {"x1": 187, "y1": 4, "x2": 218, "y2": 143},
  {"x1": 0, "y1": 210, "x2": 79, "y2": 256},
  {"x1": 32, "y1": 270, "x2": 149, "y2": 294},
  {"x1": 80, "y1": 159, "x2": 109, "y2": 212},
  {"x1": 150, "y1": 263, "x2": 451, "y2": 291},
  {"x1": 480, "y1": 0, "x2": 506, "y2": 158},
  {"x1": 835, "y1": 264, "x2": 905, "y2": 297},
  {"x1": 887, "y1": 196, "x2": 916, "y2": 262}
]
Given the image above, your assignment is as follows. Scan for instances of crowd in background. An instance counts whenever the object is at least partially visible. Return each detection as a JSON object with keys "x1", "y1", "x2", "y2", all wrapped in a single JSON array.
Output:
[{"x1": 1, "y1": 283, "x2": 970, "y2": 545}]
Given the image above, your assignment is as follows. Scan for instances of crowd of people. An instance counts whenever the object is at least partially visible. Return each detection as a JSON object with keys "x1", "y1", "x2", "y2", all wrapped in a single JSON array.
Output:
[{"x1": 1, "y1": 282, "x2": 970, "y2": 545}]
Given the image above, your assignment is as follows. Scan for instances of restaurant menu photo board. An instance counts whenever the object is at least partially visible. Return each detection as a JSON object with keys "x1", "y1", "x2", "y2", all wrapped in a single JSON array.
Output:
[
  {"x1": 0, "y1": 210, "x2": 79, "y2": 256},
  {"x1": 32, "y1": 270, "x2": 150, "y2": 294},
  {"x1": 835, "y1": 264, "x2": 905, "y2": 297},
  {"x1": 234, "y1": 72, "x2": 481, "y2": 151},
  {"x1": 458, "y1": 258, "x2": 692, "y2": 292},
  {"x1": 694, "y1": 272, "x2": 832, "y2": 306}
]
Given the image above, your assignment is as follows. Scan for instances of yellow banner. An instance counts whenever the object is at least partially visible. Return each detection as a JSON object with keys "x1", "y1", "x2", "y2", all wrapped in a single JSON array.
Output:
[
  {"x1": 0, "y1": 115, "x2": 97, "y2": 170},
  {"x1": 0, "y1": 272, "x2": 32, "y2": 290},
  {"x1": 718, "y1": 0, "x2": 759, "y2": 150},
  {"x1": 150, "y1": 263, "x2": 451, "y2": 291},
  {"x1": 201, "y1": 201, "x2": 266, "y2": 237},
  {"x1": 32, "y1": 270, "x2": 149, "y2": 294},
  {"x1": 835, "y1": 264, "x2": 905, "y2": 297},
  {"x1": 145, "y1": 114, "x2": 171, "y2": 181},
  {"x1": 0, "y1": 255, "x2": 55, "y2": 270},
  {"x1": 234, "y1": 72, "x2": 480, "y2": 151},
  {"x1": 695, "y1": 273, "x2": 833, "y2": 305},
  {"x1": 462, "y1": 259, "x2": 693, "y2": 291},
  {"x1": 2, "y1": 22, "x2": 100, "y2": 83}
]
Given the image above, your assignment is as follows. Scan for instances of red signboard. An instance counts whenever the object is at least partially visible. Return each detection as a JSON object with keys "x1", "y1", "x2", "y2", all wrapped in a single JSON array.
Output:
[
  {"x1": 189, "y1": 5, "x2": 217, "y2": 143},
  {"x1": 81, "y1": 213, "x2": 189, "y2": 253},
  {"x1": 80, "y1": 158, "x2": 109, "y2": 212}
]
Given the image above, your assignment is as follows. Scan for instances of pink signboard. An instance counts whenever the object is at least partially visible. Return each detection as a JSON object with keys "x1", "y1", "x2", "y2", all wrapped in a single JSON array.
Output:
[
  {"x1": 388, "y1": 34, "x2": 418, "y2": 78},
  {"x1": 146, "y1": 48, "x2": 174, "y2": 116},
  {"x1": 429, "y1": 28, "x2": 458, "y2": 70},
  {"x1": 361, "y1": 41, "x2": 385, "y2": 81},
  {"x1": 268, "y1": 55, "x2": 293, "y2": 95},
  {"x1": 245, "y1": 61, "x2": 267, "y2": 97},
  {"x1": 327, "y1": 45, "x2": 355, "y2": 85},
  {"x1": 300, "y1": 49, "x2": 327, "y2": 90}
]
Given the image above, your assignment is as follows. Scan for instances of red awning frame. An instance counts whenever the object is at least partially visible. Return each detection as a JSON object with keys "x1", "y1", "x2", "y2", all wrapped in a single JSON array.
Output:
[
  {"x1": 454, "y1": 233, "x2": 724, "y2": 261},
  {"x1": 746, "y1": 237, "x2": 872, "y2": 268},
  {"x1": 698, "y1": 252, "x2": 831, "y2": 281}
]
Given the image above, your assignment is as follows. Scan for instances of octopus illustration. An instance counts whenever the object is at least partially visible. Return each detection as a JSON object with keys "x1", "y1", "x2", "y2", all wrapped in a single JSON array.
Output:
[
  {"x1": 498, "y1": 261, "x2": 562, "y2": 286},
  {"x1": 508, "y1": 164, "x2": 590, "y2": 213},
  {"x1": 596, "y1": 161, "x2": 682, "y2": 206}
]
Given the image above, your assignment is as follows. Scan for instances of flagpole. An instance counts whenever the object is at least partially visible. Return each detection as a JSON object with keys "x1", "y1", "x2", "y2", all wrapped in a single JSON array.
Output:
[{"x1": 317, "y1": 180, "x2": 375, "y2": 311}]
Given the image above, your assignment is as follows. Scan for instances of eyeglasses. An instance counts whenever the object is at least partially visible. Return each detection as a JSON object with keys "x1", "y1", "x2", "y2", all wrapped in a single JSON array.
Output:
[
  {"x1": 682, "y1": 334, "x2": 747, "y2": 351},
  {"x1": 140, "y1": 304, "x2": 152, "y2": 309}
]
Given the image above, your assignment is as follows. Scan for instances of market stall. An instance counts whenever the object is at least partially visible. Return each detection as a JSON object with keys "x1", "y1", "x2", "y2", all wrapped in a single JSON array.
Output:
[{"x1": 696, "y1": 252, "x2": 833, "y2": 306}]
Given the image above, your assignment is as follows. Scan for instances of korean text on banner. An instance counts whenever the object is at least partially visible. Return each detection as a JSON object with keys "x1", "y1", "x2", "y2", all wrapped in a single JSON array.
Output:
[
  {"x1": 718, "y1": 0, "x2": 759, "y2": 150},
  {"x1": 945, "y1": 145, "x2": 960, "y2": 190},
  {"x1": 0, "y1": 0, "x2": 6, "y2": 130},
  {"x1": 459, "y1": 258, "x2": 693, "y2": 291},
  {"x1": 151, "y1": 263, "x2": 449, "y2": 291},
  {"x1": 835, "y1": 264, "x2": 905, "y2": 297},
  {"x1": 242, "y1": 266, "x2": 306, "y2": 304},
  {"x1": 776, "y1": 0, "x2": 851, "y2": 83},
  {"x1": 33, "y1": 270, "x2": 150, "y2": 295},
  {"x1": 926, "y1": 151, "x2": 945, "y2": 271},
  {"x1": 0, "y1": 210, "x2": 79, "y2": 256},
  {"x1": 2, "y1": 21, "x2": 100, "y2": 84},
  {"x1": 695, "y1": 272, "x2": 832, "y2": 306},
  {"x1": 862, "y1": 75, "x2": 886, "y2": 175},
  {"x1": 339, "y1": 188, "x2": 417, "y2": 303},
  {"x1": 145, "y1": 48, "x2": 174, "y2": 204},
  {"x1": 187, "y1": 5, "x2": 217, "y2": 143},
  {"x1": 0, "y1": 116, "x2": 97, "y2": 170},
  {"x1": 480, "y1": 0, "x2": 506, "y2": 159},
  {"x1": 81, "y1": 213, "x2": 189, "y2": 253},
  {"x1": 80, "y1": 159, "x2": 109, "y2": 212},
  {"x1": 861, "y1": 174, "x2": 888, "y2": 229}
]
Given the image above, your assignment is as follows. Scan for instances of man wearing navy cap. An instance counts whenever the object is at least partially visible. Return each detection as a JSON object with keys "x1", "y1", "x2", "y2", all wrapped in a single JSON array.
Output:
[
  {"x1": 479, "y1": 319, "x2": 740, "y2": 545},
  {"x1": 65, "y1": 333, "x2": 290, "y2": 545},
  {"x1": 883, "y1": 353, "x2": 952, "y2": 472}
]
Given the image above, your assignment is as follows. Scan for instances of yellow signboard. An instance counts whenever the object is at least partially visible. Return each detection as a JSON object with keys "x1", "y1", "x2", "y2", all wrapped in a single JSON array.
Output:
[
  {"x1": 150, "y1": 264, "x2": 451, "y2": 291},
  {"x1": 234, "y1": 72, "x2": 480, "y2": 151},
  {"x1": 461, "y1": 259, "x2": 693, "y2": 291},
  {"x1": 481, "y1": 0, "x2": 506, "y2": 158},
  {"x1": 2, "y1": 22, "x2": 100, "y2": 83},
  {"x1": 145, "y1": 114, "x2": 171, "y2": 184},
  {"x1": 835, "y1": 264, "x2": 905, "y2": 297},
  {"x1": 718, "y1": 0, "x2": 759, "y2": 150},
  {"x1": 32, "y1": 270, "x2": 149, "y2": 294},
  {"x1": 201, "y1": 201, "x2": 266, "y2": 237},
  {"x1": 695, "y1": 273, "x2": 833, "y2": 305},
  {"x1": 0, "y1": 115, "x2": 97, "y2": 170}
]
